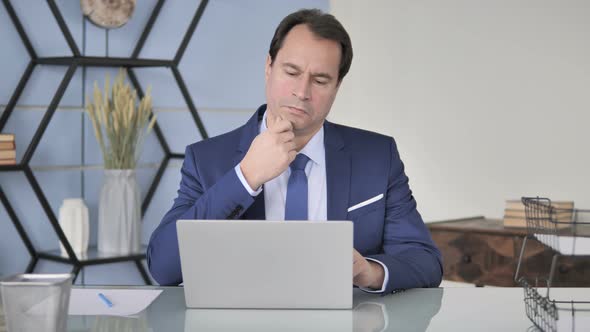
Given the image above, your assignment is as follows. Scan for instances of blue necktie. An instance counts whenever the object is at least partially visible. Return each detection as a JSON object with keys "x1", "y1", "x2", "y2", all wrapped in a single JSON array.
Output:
[{"x1": 285, "y1": 153, "x2": 310, "y2": 220}]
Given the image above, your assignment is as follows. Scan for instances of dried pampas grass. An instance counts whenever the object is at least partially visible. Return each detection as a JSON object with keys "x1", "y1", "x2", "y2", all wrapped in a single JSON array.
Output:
[{"x1": 86, "y1": 69, "x2": 156, "y2": 169}]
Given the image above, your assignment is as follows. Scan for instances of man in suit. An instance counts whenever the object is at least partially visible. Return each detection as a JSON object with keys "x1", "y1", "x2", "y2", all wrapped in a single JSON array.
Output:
[{"x1": 147, "y1": 9, "x2": 442, "y2": 294}]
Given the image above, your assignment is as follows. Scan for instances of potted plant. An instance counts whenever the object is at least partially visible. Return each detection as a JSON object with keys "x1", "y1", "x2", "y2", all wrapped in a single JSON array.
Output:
[{"x1": 86, "y1": 69, "x2": 156, "y2": 254}]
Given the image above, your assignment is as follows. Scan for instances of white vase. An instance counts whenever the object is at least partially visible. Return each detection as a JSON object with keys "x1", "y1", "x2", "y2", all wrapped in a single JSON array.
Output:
[
  {"x1": 98, "y1": 169, "x2": 141, "y2": 254},
  {"x1": 58, "y1": 198, "x2": 89, "y2": 256}
]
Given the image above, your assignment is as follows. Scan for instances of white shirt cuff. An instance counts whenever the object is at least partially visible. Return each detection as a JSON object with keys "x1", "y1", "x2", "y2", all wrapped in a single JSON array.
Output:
[
  {"x1": 235, "y1": 164, "x2": 262, "y2": 196},
  {"x1": 359, "y1": 258, "x2": 389, "y2": 293}
]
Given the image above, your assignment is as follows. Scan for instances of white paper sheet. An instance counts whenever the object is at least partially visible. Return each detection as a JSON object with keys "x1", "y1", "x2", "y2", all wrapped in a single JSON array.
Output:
[{"x1": 68, "y1": 289, "x2": 162, "y2": 316}]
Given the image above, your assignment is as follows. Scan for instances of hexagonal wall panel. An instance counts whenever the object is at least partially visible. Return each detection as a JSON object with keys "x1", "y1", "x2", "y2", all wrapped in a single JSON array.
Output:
[{"x1": 0, "y1": 0, "x2": 210, "y2": 283}]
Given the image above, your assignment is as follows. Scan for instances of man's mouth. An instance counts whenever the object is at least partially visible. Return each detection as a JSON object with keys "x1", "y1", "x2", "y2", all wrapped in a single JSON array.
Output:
[{"x1": 285, "y1": 106, "x2": 307, "y2": 115}]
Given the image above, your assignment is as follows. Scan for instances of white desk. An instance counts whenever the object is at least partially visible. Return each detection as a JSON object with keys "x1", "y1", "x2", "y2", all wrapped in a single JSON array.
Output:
[{"x1": 2, "y1": 286, "x2": 589, "y2": 331}]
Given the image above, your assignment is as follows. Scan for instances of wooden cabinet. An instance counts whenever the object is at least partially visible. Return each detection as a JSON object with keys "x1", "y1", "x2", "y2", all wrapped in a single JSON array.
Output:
[{"x1": 427, "y1": 217, "x2": 590, "y2": 287}]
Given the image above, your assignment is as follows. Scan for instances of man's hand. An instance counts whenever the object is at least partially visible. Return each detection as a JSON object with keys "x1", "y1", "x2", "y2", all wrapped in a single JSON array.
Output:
[
  {"x1": 240, "y1": 113, "x2": 297, "y2": 190},
  {"x1": 353, "y1": 249, "x2": 385, "y2": 290}
]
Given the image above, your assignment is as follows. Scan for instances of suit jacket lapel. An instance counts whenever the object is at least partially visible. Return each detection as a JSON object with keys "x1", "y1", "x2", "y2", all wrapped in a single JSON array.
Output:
[
  {"x1": 234, "y1": 105, "x2": 267, "y2": 220},
  {"x1": 324, "y1": 121, "x2": 351, "y2": 221}
]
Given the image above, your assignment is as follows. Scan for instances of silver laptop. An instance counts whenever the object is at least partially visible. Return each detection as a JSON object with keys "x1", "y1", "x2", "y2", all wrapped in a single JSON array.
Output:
[{"x1": 177, "y1": 220, "x2": 353, "y2": 309}]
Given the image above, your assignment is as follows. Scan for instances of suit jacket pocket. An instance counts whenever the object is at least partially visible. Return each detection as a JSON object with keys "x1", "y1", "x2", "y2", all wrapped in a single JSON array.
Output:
[{"x1": 347, "y1": 199, "x2": 385, "y2": 220}]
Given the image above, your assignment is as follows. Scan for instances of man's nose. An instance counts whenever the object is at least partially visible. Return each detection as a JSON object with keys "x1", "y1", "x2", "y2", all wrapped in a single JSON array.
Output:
[{"x1": 292, "y1": 77, "x2": 311, "y2": 101}]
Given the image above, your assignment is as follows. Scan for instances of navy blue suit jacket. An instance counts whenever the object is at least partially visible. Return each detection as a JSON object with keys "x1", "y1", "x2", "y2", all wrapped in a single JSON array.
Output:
[{"x1": 147, "y1": 105, "x2": 442, "y2": 293}]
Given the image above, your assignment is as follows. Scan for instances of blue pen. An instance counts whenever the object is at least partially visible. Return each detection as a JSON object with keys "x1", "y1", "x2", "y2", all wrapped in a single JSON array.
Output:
[{"x1": 98, "y1": 293, "x2": 113, "y2": 308}]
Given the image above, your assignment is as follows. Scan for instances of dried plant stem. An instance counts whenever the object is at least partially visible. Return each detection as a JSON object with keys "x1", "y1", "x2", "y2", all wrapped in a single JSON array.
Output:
[{"x1": 85, "y1": 69, "x2": 155, "y2": 169}]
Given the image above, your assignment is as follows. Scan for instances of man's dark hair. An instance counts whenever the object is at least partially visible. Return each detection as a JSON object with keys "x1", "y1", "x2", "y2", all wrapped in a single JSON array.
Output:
[{"x1": 268, "y1": 9, "x2": 353, "y2": 83}]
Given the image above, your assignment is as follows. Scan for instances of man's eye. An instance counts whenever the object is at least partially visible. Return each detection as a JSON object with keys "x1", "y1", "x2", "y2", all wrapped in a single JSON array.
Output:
[
  {"x1": 286, "y1": 71, "x2": 297, "y2": 76},
  {"x1": 315, "y1": 80, "x2": 328, "y2": 85}
]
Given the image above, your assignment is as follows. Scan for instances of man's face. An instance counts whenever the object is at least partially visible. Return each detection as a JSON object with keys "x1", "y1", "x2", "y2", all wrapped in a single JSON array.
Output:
[{"x1": 265, "y1": 24, "x2": 342, "y2": 136}]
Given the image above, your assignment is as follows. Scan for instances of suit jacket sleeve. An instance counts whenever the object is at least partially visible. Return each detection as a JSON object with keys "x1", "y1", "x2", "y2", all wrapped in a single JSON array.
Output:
[
  {"x1": 366, "y1": 138, "x2": 443, "y2": 293},
  {"x1": 147, "y1": 146, "x2": 255, "y2": 285}
]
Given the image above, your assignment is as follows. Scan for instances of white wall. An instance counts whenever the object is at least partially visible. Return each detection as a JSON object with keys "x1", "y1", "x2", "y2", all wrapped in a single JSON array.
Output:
[{"x1": 329, "y1": 0, "x2": 590, "y2": 222}]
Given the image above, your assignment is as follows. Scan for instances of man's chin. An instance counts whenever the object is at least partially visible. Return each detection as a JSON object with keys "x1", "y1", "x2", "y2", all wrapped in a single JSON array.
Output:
[
  {"x1": 293, "y1": 121, "x2": 323, "y2": 136},
  {"x1": 277, "y1": 112, "x2": 299, "y2": 125},
  {"x1": 277, "y1": 109, "x2": 318, "y2": 133}
]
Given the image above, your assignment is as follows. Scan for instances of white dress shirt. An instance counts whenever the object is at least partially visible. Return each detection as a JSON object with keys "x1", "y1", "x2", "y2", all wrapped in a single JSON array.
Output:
[{"x1": 234, "y1": 111, "x2": 389, "y2": 293}]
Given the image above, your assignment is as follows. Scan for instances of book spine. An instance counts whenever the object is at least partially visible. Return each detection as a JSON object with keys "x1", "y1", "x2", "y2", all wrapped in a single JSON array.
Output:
[{"x1": 0, "y1": 134, "x2": 15, "y2": 142}]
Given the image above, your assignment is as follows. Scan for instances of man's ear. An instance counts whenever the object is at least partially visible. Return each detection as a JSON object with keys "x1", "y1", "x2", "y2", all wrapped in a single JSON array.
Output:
[{"x1": 264, "y1": 54, "x2": 272, "y2": 82}]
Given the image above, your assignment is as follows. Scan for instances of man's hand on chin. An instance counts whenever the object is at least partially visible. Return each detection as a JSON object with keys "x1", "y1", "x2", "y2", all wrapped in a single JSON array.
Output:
[{"x1": 353, "y1": 249, "x2": 385, "y2": 290}]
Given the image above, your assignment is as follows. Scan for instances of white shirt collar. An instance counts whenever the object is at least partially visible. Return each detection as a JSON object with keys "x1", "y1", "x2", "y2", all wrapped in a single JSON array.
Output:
[{"x1": 260, "y1": 110, "x2": 325, "y2": 166}]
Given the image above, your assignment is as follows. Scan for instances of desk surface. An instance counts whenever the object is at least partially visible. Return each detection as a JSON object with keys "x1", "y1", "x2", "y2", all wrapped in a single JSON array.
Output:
[{"x1": 2, "y1": 286, "x2": 589, "y2": 331}]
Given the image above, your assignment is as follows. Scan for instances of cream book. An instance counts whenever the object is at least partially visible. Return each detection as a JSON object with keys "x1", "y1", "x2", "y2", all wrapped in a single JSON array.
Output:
[
  {"x1": 504, "y1": 209, "x2": 573, "y2": 221},
  {"x1": 0, "y1": 150, "x2": 16, "y2": 159},
  {"x1": 0, "y1": 141, "x2": 15, "y2": 150},
  {"x1": 505, "y1": 200, "x2": 573, "y2": 211},
  {"x1": 0, "y1": 133, "x2": 15, "y2": 142},
  {"x1": 503, "y1": 200, "x2": 573, "y2": 229},
  {"x1": 503, "y1": 217, "x2": 570, "y2": 229}
]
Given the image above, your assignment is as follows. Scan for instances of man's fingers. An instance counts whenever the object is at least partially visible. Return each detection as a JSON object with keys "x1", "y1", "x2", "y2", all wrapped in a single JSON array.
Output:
[
  {"x1": 284, "y1": 141, "x2": 297, "y2": 154},
  {"x1": 353, "y1": 249, "x2": 363, "y2": 262},
  {"x1": 287, "y1": 150, "x2": 297, "y2": 162},
  {"x1": 353, "y1": 261, "x2": 360, "y2": 275},
  {"x1": 267, "y1": 111, "x2": 292, "y2": 133},
  {"x1": 352, "y1": 249, "x2": 365, "y2": 278},
  {"x1": 271, "y1": 119, "x2": 293, "y2": 134},
  {"x1": 353, "y1": 261, "x2": 363, "y2": 278},
  {"x1": 278, "y1": 131, "x2": 295, "y2": 143}
]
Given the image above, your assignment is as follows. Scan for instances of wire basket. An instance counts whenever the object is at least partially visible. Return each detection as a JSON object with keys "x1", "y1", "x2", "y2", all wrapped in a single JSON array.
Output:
[
  {"x1": 515, "y1": 197, "x2": 590, "y2": 331},
  {"x1": 520, "y1": 278, "x2": 590, "y2": 332},
  {"x1": 523, "y1": 197, "x2": 589, "y2": 253}
]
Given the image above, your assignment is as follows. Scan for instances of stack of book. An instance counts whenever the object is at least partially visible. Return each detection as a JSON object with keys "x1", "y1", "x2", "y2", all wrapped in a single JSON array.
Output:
[
  {"x1": 503, "y1": 199, "x2": 573, "y2": 229},
  {"x1": 0, "y1": 133, "x2": 16, "y2": 165}
]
